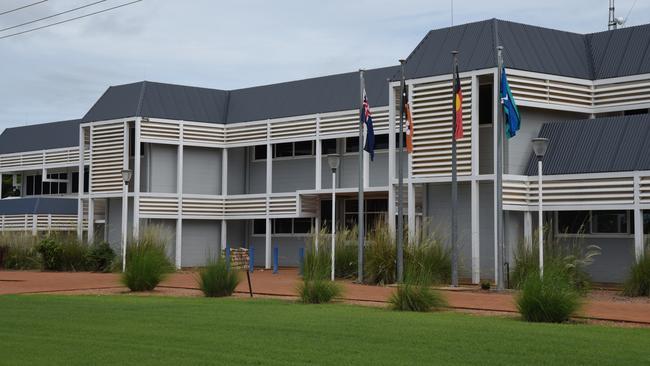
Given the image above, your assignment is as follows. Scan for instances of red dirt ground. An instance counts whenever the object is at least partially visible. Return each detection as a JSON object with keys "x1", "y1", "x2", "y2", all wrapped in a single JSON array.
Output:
[{"x1": 1, "y1": 268, "x2": 649, "y2": 325}]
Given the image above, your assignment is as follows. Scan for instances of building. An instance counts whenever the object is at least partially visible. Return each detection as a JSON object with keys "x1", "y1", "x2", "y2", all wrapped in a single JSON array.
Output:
[{"x1": 1, "y1": 19, "x2": 650, "y2": 284}]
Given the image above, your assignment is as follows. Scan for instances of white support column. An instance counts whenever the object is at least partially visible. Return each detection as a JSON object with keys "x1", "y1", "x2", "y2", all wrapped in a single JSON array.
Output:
[
  {"x1": 175, "y1": 123, "x2": 184, "y2": 269},
  {"x1": 523, "y1": 211, "x2": 533, "y2": 250},
  {"x1": 407, "y1": 155, "x2": 415, "y2": 239},
  {"x1": 469, "y1": 75, "x2": 481, "y2": 284},
  {"x1": 87, "y1": 198, "x2": 94, "y2": 243},
  {"x1": 634, "y1": 174, "x2": 644, "y2": 260},
  {"x1": 388, "y1": 86, "x2": 396, "y2": 231},
  {"x1": 77, "y1": 126, "x2": 86, "y2": 240},
  {"x1": 265, "y1": 121, "x2": 272, "y2": 269},
  {"x1": 32, "y1": 214, "x2": 37, "y2": 236},
  {"x1": 0, "y1": 173, "x2": 3, "y2": 199},
  {"x1": 221, "y1": 148, "x2": 228, "y2": 252},
  {"x1": 471, "y1": 180, "x2": 480, "y2": 284},
  {"x1": 133, "y1": 118, "x2": 141, "y2": 239},
  {"x1": 315, "y1": 115, "x2": 322, "y2": 190}
]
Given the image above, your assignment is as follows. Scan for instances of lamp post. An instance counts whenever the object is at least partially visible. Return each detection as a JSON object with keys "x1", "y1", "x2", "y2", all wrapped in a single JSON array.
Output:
[
  {"x1": 327, "y1": 154, "x2": 340, "y2": 281},
  {"x1": 532, "y1": 138, "x2": 549, "y2": 276},
  {"x1": 121, "y1": 168, "x2": 133, "y2": 273}
]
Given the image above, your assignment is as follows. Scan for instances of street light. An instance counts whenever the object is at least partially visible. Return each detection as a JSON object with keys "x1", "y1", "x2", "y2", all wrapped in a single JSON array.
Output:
[
  {"x1": 121, "y1": 168, "x2": 133, "y2": 272},
  {"x1": 532, "y1": 138, "x2": 549, "y2": 276},
  {"x1": 327, "y1": 154, "x2": 340, "y2": 281}
]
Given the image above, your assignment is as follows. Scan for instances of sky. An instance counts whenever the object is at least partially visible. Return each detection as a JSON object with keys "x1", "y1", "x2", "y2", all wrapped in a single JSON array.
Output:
[{"x1": 1, "y1": 0, "x2": 649, "y2": 132}]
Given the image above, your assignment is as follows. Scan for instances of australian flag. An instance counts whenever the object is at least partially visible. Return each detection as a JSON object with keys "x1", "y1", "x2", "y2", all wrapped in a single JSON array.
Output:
[{"x1": 361, "y1": 91, "x2": 375, "y2": 160}]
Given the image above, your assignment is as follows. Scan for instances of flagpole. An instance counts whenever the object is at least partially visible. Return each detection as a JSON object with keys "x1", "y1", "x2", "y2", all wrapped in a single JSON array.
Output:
[
  {"x1": 451, "y1": 51, "x2": 459, "y2": 287},
  {"x1": 396, "y1": 59, "x2": 406, "y2": 283},
  {"x1": 496, "y1": 46, "x2": 505, "y2": 291},
  {"x1": 358, "y1": 69, "x2": 365, "y2": 284}
]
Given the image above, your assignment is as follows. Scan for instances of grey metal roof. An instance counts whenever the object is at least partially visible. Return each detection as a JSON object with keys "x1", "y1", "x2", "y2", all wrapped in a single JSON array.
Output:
[
  {"x1": 401, "y1": 18, "x2": 650, "y2": 81},
  {"x1": 525, "y1": 114, "x2": 650, "y2": 175},
  {"x1": 83, "y1": 66, "x2": 398, "y2": 125},
  {"x1": 227, "y1": 66, "x2": 398, "y2": 123},
  {"x1": 82, "y1": 81, "x2": 230, "y2": 124},
  {"x1": 0, "y1": 119, "x2": 80, "y2": 154},
  {"x1": 0, "y1": 197, "x2": 77, "y2": 215}
]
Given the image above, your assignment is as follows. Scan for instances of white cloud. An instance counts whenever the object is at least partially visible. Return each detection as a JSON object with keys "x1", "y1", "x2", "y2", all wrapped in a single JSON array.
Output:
[{"x1": 0, "y1": 0, "x2": 648, "y2": 130}]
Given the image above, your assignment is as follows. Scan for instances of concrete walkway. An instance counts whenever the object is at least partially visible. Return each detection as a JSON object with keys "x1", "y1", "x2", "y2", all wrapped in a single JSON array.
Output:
[{"x1": 1, "y1": 269, "x2": 649, "y2": 324}]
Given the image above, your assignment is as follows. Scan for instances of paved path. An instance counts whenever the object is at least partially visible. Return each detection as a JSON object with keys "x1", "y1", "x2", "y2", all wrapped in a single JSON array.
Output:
[{"x1": 1, "y1": 269, "x2": 649, "y2": 324}]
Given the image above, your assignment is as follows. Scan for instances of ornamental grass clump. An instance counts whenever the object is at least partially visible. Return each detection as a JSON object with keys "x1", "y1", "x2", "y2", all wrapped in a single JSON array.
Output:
[
  {"x1": 298, "y1": 230, "x2": 342, "y2": 304},
  {"x1": 121, "y1": 225, "x2": 174, "y2": 292},
  {"x1": 335, "y1": 226, "x2": 358, "y2": 279},
  {"x1": 364, "y1": 220, "x2": 396, "y2": 285},
  {"x1": 0, "y1": 232, "x2": 40, "y2": 270},
  {"x1": 405, "y1": 227, "x2": 451, "y2": 285},
  {"x1": 85, "y1": 242, "x2": 116, "y2": 273},
  {"x1": 36, "y1": 233, "x2": 88, "y2": 271},
  {"x1": 516, "y1": 264, "x2": 582, "y2": 323},
  {"x1": 623, "y1": 249, "x2": 650, "y2": 297},
  {"x1": 198, "y1": 255, "x2": 240, "y2": 297},
  {"x1": 511, "y1": 227, "x2": 599, "y2": 295}
]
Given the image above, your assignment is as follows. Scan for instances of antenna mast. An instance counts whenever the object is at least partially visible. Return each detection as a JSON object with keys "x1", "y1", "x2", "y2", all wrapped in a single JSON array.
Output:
[{"x1": 608, "y1": 0, "x2": 616, "y2": 30}]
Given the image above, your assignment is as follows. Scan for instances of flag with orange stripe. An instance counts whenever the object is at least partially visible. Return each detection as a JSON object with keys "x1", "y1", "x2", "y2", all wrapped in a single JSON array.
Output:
[
  {"x1": 404, "y1": 85, "x2": 415, "y2": 153},
  {"x1": 453, "y1": 65, "x2": 464, "y2": 140}
]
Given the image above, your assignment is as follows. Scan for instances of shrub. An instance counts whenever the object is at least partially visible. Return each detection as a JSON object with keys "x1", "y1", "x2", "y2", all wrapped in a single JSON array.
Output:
[
  {"x1": 303, "y1": 229, "x2": 331, "y2": 281},
  {"x1": 198, "y1": 256, "x2": 240, "y2": 297},
  {"x1": 0, "y1": 233, "x2": 40, "y2": 270},
  {"x1": 335, "y1": 226, "x2": 358, "y2": 279},
  {"x1": 480, "y1": 281, "x2": 491, "y2": 290},
  {"x1": 121, "y1": 226, "x2": 174, "y2": 291},
  {"x1": 364, "y1": 220, "x2": 396, "y2": 285},
  {"x1": 36, "y1": 234, "x2": 88, "y2": 271},
  {"x1": 390, "y1": 256, "x2": 448, "y2": 312},
  {"x1": 511, "y1": 227, "x2": 599, "y2": 294},
  {"x1": 623, "y1": 250, "x2": 650, "y2": 297},
  {"x1": 516, "y1": 264, "x2": 582, "y2": 323},
  {"x1": 298, "y1": 279, "x2": 342, "y2": 304},
  {"x1": 85, "y1": 242, "x2": 116, "y2": 273},
  {"x1": 405, "y1": 228, "x2": 451, "y2": 285}
]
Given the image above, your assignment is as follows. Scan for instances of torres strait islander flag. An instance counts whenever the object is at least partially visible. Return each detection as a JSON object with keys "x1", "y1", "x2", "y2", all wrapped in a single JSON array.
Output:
[{"x1": 453, "y1": 65, "x2": 464, "y2": 140}]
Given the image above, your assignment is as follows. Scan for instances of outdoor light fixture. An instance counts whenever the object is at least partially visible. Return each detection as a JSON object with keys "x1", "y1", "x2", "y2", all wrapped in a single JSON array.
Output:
[
  {"x1": 327, "y1": 154, "x2": 340, "y2": 281},
  {"x1": 327, "y1": 154, "x2": 341, "y2": 172},
  {"x1": 532, "y1": 138, "x2": 549, "y2": 276},
  {"x1": 532, "y1": 138, "x2": 549, "y2": 159},
  {"x1": 121, "y1": 168, "x2": 133, "y2": 272},
  {"x1": 121, "y1": 169, "x2": 133, "y2": 184}
]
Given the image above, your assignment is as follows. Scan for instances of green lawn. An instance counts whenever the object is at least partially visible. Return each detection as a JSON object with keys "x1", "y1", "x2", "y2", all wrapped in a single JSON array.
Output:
[{"x1": 0, "y1": 295, "x2": 648, "y2": 365}]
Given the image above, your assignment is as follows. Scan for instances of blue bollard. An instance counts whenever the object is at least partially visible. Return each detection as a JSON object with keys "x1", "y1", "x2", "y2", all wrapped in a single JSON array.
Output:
[
  {"x1": 298, "y1": 247, "x2": 305, "y2": 276},
  {"x1": 273, "y1": 246, "x2": 279, "y2": 274},
  {"x1": 249, "y1": 246, "x2": 254, "y2": 273},
  {"x1": 225, "y1": 243, "x2": 231, "y2": 270}
]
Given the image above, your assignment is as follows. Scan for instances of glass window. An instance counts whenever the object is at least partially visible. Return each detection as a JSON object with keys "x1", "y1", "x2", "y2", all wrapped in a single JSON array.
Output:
[
  {"x1": 479, "y1": 83, "x2": 493, "y2": 125},
  {"x1": 294, "y1": 141, "x2": 313, "y2": 156},
  {"x1": 42, "y1": 181, "x2": 50, "y2": 195},
  {"x1": 34, "y1": 175, "x2": 42, "y2": 195},
  {"x1": 345, "y1": 137, "x2": 359, "y2": 153},
  {"x1": 320, "y1": 200, "x2": 332, "y2": 231},
  {"x1": 293, "y1": 218, "x2": 312, "y2": 234},
  {"x1": 254, "y1": 145, "x2": 267, "y2": 160},
  {"x1": 72, "y1": 172, "x2": 79, "y2": 193},
  {"x1": 274, "y1": 142, "x2": 293, "y2": 158},
  {"x1": 321, "y1": 139, "x2": 337, "y2": 154},
  {"x1": 253, "y1": 219, "x2": 266, "y2": 235},
  {"x1": 592, "y1": 211, "x2": 628, "y2": 234},
  {"x1": 83, "y1": 171, "x2": 89, "y2": 193},
  {"x1": 557, "y1": 211, "x2": 590, "y2": 234},
  {"x1": 274, "y1": 218, "x2": 292, "y2": 234},
  {"x1": 374, "y1": 134, "x2": 389, "y2": 150},
  {"x1": 26, "y1": 176, "x2": 34, "y2": 196},
  {"x1": 59, "y1": 183, "x2": 67, "y2": 194}
]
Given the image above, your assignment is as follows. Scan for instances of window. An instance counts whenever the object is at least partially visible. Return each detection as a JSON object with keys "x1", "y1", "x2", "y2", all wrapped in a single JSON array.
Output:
[
  {"x1": 623, "y1": 108, "x2": 649, "y2": 116},
  {"x1": 346, "y1": 135, "x2": 389, "y2": 153},
  {"x1": 479, "y1": 83, "x2": 493, "y2": 125},
  {"x1": 344, "y1": 198, "x2": 388, "y2": 231},
  {"x1": 294, "y1": 141, "x2": 313, "y2": 156},
  {"x1": 274, "y1": 218, "x2": 293, "y2": 234},
  {"x1": 24, "y1": 173, "x2": 69, "y2": 196},
  {"x1": 274, "y1": 142, "x2": 293, "y2": 158},
  {"x1": 346, "y1": 136, "x2": 359, "y2": 153},
  {"x1": 321, "y1": 139, "x2": 337, "y2": 154},
  {"x1": 254, "y1": 145, "x2": 267, "y2": 160},
  {"x1": 557, "y1": 211, "x2": 590, "y2": 234},
  {"x1": 592, "y1": 211, "x2": 628, "y2": 234},
  {"x1": 556, "y1": 210, "x2": 632, "y2": 235},
  {"x1": 374, "y1": 134, "x2": 389, "y2": 150},
  {"x1": 253, "y1": 218, "x2": 314, "y2": 235}
]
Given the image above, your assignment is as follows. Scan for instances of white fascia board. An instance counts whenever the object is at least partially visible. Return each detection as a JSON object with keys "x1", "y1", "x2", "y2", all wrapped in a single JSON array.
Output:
[
  {"x1": 516, "y1": 100, "x2": 592, "y2": 114},
  {"x1": 592, "y1": 102, "x2": 650, "y2": 114},
  {"x1": 80, "y1": 117, "x2": 134, "y2": 128},
  {"x1": 593, "y1": 72, "x2": 650, "y2": 86}
]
